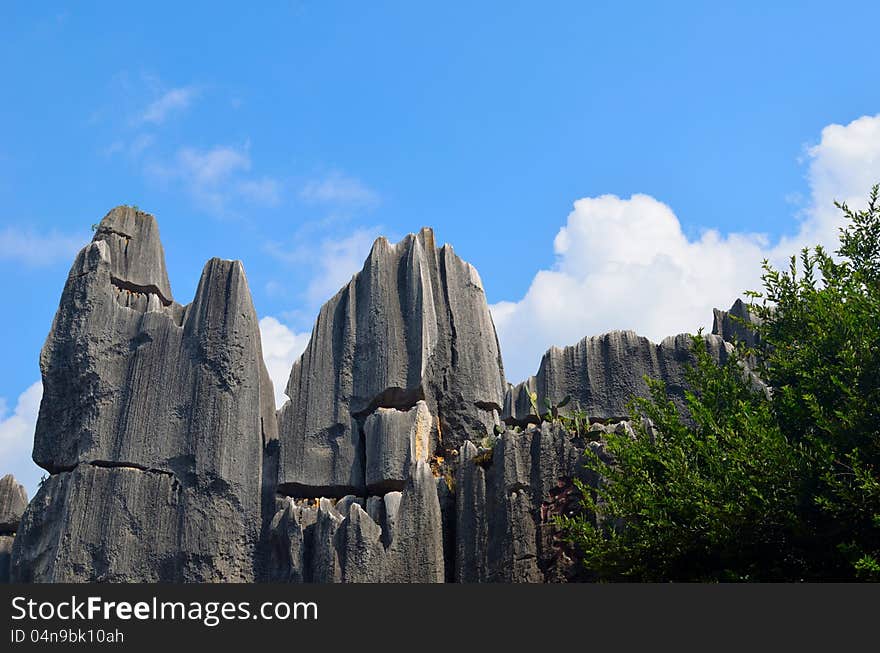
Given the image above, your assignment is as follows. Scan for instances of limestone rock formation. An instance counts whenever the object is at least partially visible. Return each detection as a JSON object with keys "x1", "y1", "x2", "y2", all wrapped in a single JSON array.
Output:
[
  {"x1": 503, "y1": 331, "x2": 732, "y2": 424},
  {"x1": 276, "y1": 227, "x2": 506, "y2": 496},
  {"x1": 11, "y1": 206, "x2": 275, "y2": 582},
  {"x1": 456, "y1": 424, "x2": 587, "y2": 582},
  {"x1": 712, "y1": 298, "x2": 761, "y2": 348},
  {"x1": 0, "y1": 474, "x2": 27, "y2": 533},
  {"x1": 267, "y1": 461, "x2": 444, "y2": 583},
  {"x1": 0, "y1": 474, "x2": 27, "y2": 583},
  {"x1": 8, "y1": 207, "x2": 757, "y2": 584}
]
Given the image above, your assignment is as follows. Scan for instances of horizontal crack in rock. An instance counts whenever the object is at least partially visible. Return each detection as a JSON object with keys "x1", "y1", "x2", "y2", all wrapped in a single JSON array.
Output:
[
  {"x1": 110, "y1": 276, "x2": 172, "y2": 306},
  {"x1": 43, "y1": 460, "x2": 178, "y2": 481}
]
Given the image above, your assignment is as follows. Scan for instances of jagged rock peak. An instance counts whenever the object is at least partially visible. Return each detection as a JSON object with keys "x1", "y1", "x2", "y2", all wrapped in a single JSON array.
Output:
[
  {"x1": 0, "y1": 474, "x2": 27, "y2": 534},
  {"x1": 503, "y1": 329, "x2": 732, "y2": 423},
  {"x1": 276, "y1": 226, "x2": 506, "y2": 495},
  {"x1": 92, "y1": 205, "x2": 174, "y2": 304},
  {"x1": 712, "y1": 298, "x2": 761, "y2": 348},
  {"x1": 13, "y1": 207, "x2": 274, "y2": 582}
]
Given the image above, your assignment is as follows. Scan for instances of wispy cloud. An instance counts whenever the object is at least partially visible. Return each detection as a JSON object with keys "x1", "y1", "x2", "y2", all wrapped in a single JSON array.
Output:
[
  {"x1": 267, "y1": 226, "x2": 383, "y2": 306},
  {"x1": 0, "y1": 227, "x2": 86, "y2": 267},
  {"x1": 139, "y1": 86, "x2": 198, "y2": 125},
  {"x1": 300, "y1": 171, "x2": 380, "y2": 208},
  {"x1": 237, "y1": 177, "x2": 282, "y2": 207},
  {"x1": 491, "y1": 113, "x2": 880, "y2": 382},
  {"x1": 147, "y1": 144, "x2": 282, "y2": 213}
]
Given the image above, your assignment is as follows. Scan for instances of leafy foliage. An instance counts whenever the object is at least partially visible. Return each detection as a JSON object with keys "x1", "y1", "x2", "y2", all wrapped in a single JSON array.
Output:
[
  {"x1": 559, "y1": 185, "x2": 880, "y2": 581},
  {"x1": 557, "y1": 338, "x2": 805, "y2": 581}
]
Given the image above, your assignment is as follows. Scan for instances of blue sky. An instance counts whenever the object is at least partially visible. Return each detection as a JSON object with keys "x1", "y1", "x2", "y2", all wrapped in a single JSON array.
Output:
[{"x1": 3, "y1": 1, "x2": 880, "y2": 494}]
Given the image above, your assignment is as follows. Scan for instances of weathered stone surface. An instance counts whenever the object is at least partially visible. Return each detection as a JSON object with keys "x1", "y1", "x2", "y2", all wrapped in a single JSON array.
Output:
[
  {"x1": 267, "y1": 498, "x2": 308, "y2": 583},
  {"x1": 92, "y1": 205, "x2": 174, "y2": 303},
  {"x1": 12, "y1": 207, "x2": 273, "y2": 582},
  {"x1": 0, "y1": 474, "x2": 27, "y2": 533},
  {"x1": 712, "y1": 298, "x2": 761, "y2": 348},
  {"x1": 10, "y1": 205, "x2": 762, "y2": 584},
  {"x1": 455, "y1": 441, "x2": 487, "y2": 583},
  {"x1": 364, "y1": 401, "x2": 432, "y2": 492},
  {"x1": 456, "y1": 424, "x2": 586, "y2": 582},
  {"x1": 11, "y1": 464, "x2": 256, "y2": 582},
  {"x1": 339, "y1": 503, "x2": 386, "y2": 583},
  {"x1": 504, "y1": 330, "x2": 732, "y2": 423},
  {"x1": 384, "y1": 461, "x2": 445, "y2": 582},
  {"x1": 267, "y1": 462, "x2": 445, "y2": 583},
  {"x1": 277, "y1": 228, "x2": 506, "y2": 495},
  {"x1": 0, "y1": 536, "x2": 13, "y2": 584}
]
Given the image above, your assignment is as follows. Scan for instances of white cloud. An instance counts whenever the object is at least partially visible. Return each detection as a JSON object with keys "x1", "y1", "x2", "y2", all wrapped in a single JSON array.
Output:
[
  {"x1": 176, "y1": 145, "x2": 252, "y2": 185},
  {"x1": 300, "y1": 172, "x2": 380, "y2": 207},
  {"x1": 259, "y1": 317, "x2": 311, "y2": 408},
  {"x1": 140, "y1": 86, "x2": 198, "y2": 124},
  {"x1": 0, "y1": 381, "x2": 44, "y2": 498},
  {"x1": 0, "y1": 227, "x2": 85, "y2": 267},
  {"x1": 147, "y1": 144, "x2": 282, "y2": 213},
  {"x1": 491, "y1": 113, "x2": 880, "y2": 383},
  {"x1": 237, "y1": 177, "x2": 282, "y2": 206},
  {"x1": 771, "y1": 114, "x2": 880, "y2": 259}
]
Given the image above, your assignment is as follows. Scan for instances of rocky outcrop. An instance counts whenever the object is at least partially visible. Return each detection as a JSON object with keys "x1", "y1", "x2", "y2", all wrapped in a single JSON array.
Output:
[
  {"x1": 712, "y1": 299, "x2": 761, "y2": 348},
  {"x1": 264, "y1": 228, "x2": 506, "y2": 582},
  {"x1": 8, "y1": 207, "x2": 757, "y2": 584},
  {"x1": 11, "y1": 206, "x2": 274, "y2": 582},
  {"x1": 267, "y1": 461, "x2": 444, "y2": 583},
  {"x1": 456, "y1": 424, "x2": 587, "y2": 582},
  {"x1": 503, "y1": 331, "x2": 732, "y2": 424},
  {"x1": 0, "y1": 474, "x2": 27, "y2": 533},
  {"x1": 0, "y1": 474, "x2": 27, "y2": 583},
  {"x1": 276, "y1": 228, "x2": 506, "y2": 497}
]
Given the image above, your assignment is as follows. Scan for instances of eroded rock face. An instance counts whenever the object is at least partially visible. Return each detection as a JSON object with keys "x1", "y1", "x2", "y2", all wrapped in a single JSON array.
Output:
[
  {"x1": 0, "y1": 475, "x2": 27, "y2": 533},
  {"x1": 456, "y1": 424, "x2": 587, "y2": 583},
  {"x1": 0, "y1": 474, "x2": 27, "y2": 583},
  {"x1": 9, "y1": 208, "x2": 755, "y2": 584},
  {"x1": 267, "y1": 461, "x2": 445, "y2": 583},
  {"x1": 276, "y1": 228, "x2": 506, "y2": 497},
  {"x1": 11, "y1": 206, "x2": 274, "y2": 582},
  {"x1": 503, "y1": 331, "x2": 732, "y2": 424},
  {"x1": 712, "y1": 298, "x2": 761, "y2": 348}
]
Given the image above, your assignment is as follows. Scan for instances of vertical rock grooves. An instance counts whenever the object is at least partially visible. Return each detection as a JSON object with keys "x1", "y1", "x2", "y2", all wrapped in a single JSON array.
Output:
[
  {"x1": 502, "y1": 330, "x2": 732, "y2": 425},
  {"x1": 11, "y1": 206, "x2": 273, "y2": 583},
  {"x1": 6, "y1": 208, "x2": 756, "y2": 583},
  {"x1": 0, "y1": 475, "x2": 27, "y2": 584}
]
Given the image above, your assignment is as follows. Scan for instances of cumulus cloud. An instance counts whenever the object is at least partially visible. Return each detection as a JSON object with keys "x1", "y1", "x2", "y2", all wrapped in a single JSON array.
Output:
[
  {"x1": 0, "y1": 382, "x2": 44, "y2": 498},
  {"x1": 492, "y1": 113, "x2": 880, "y2": 383},
  {"x1": 300, "y1": 172, "x2": 380, "y2": 208},
  {"x1": 140, "y1": 86, "x2": 198, "y2": 124},
  {"x1": 0, "y1": 227, "x2": 85, "y2": 267},
  {"x1": 259, "y1": 317, "x2": 311, "y2": 407}
]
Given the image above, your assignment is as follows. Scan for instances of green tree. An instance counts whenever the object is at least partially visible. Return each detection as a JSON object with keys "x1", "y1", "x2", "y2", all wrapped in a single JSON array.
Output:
[
  {"x1": 748, "y1": 186, "x2": 880, "y2": 579},
  {"x1": 559, "y1": 185, "x2": 880, "y2": 581},
  {"x1": 558, "y1": 338, "x2": 805, "y2": 581}
]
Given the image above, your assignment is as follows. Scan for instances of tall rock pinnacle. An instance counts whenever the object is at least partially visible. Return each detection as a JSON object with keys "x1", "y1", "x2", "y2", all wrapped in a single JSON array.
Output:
[
  {"x1": 276, "y1": 227, "x2": 506, "y2": 496},
  {"x1": 11, "y1": 206, "x2": 275, "y2": 582}
]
